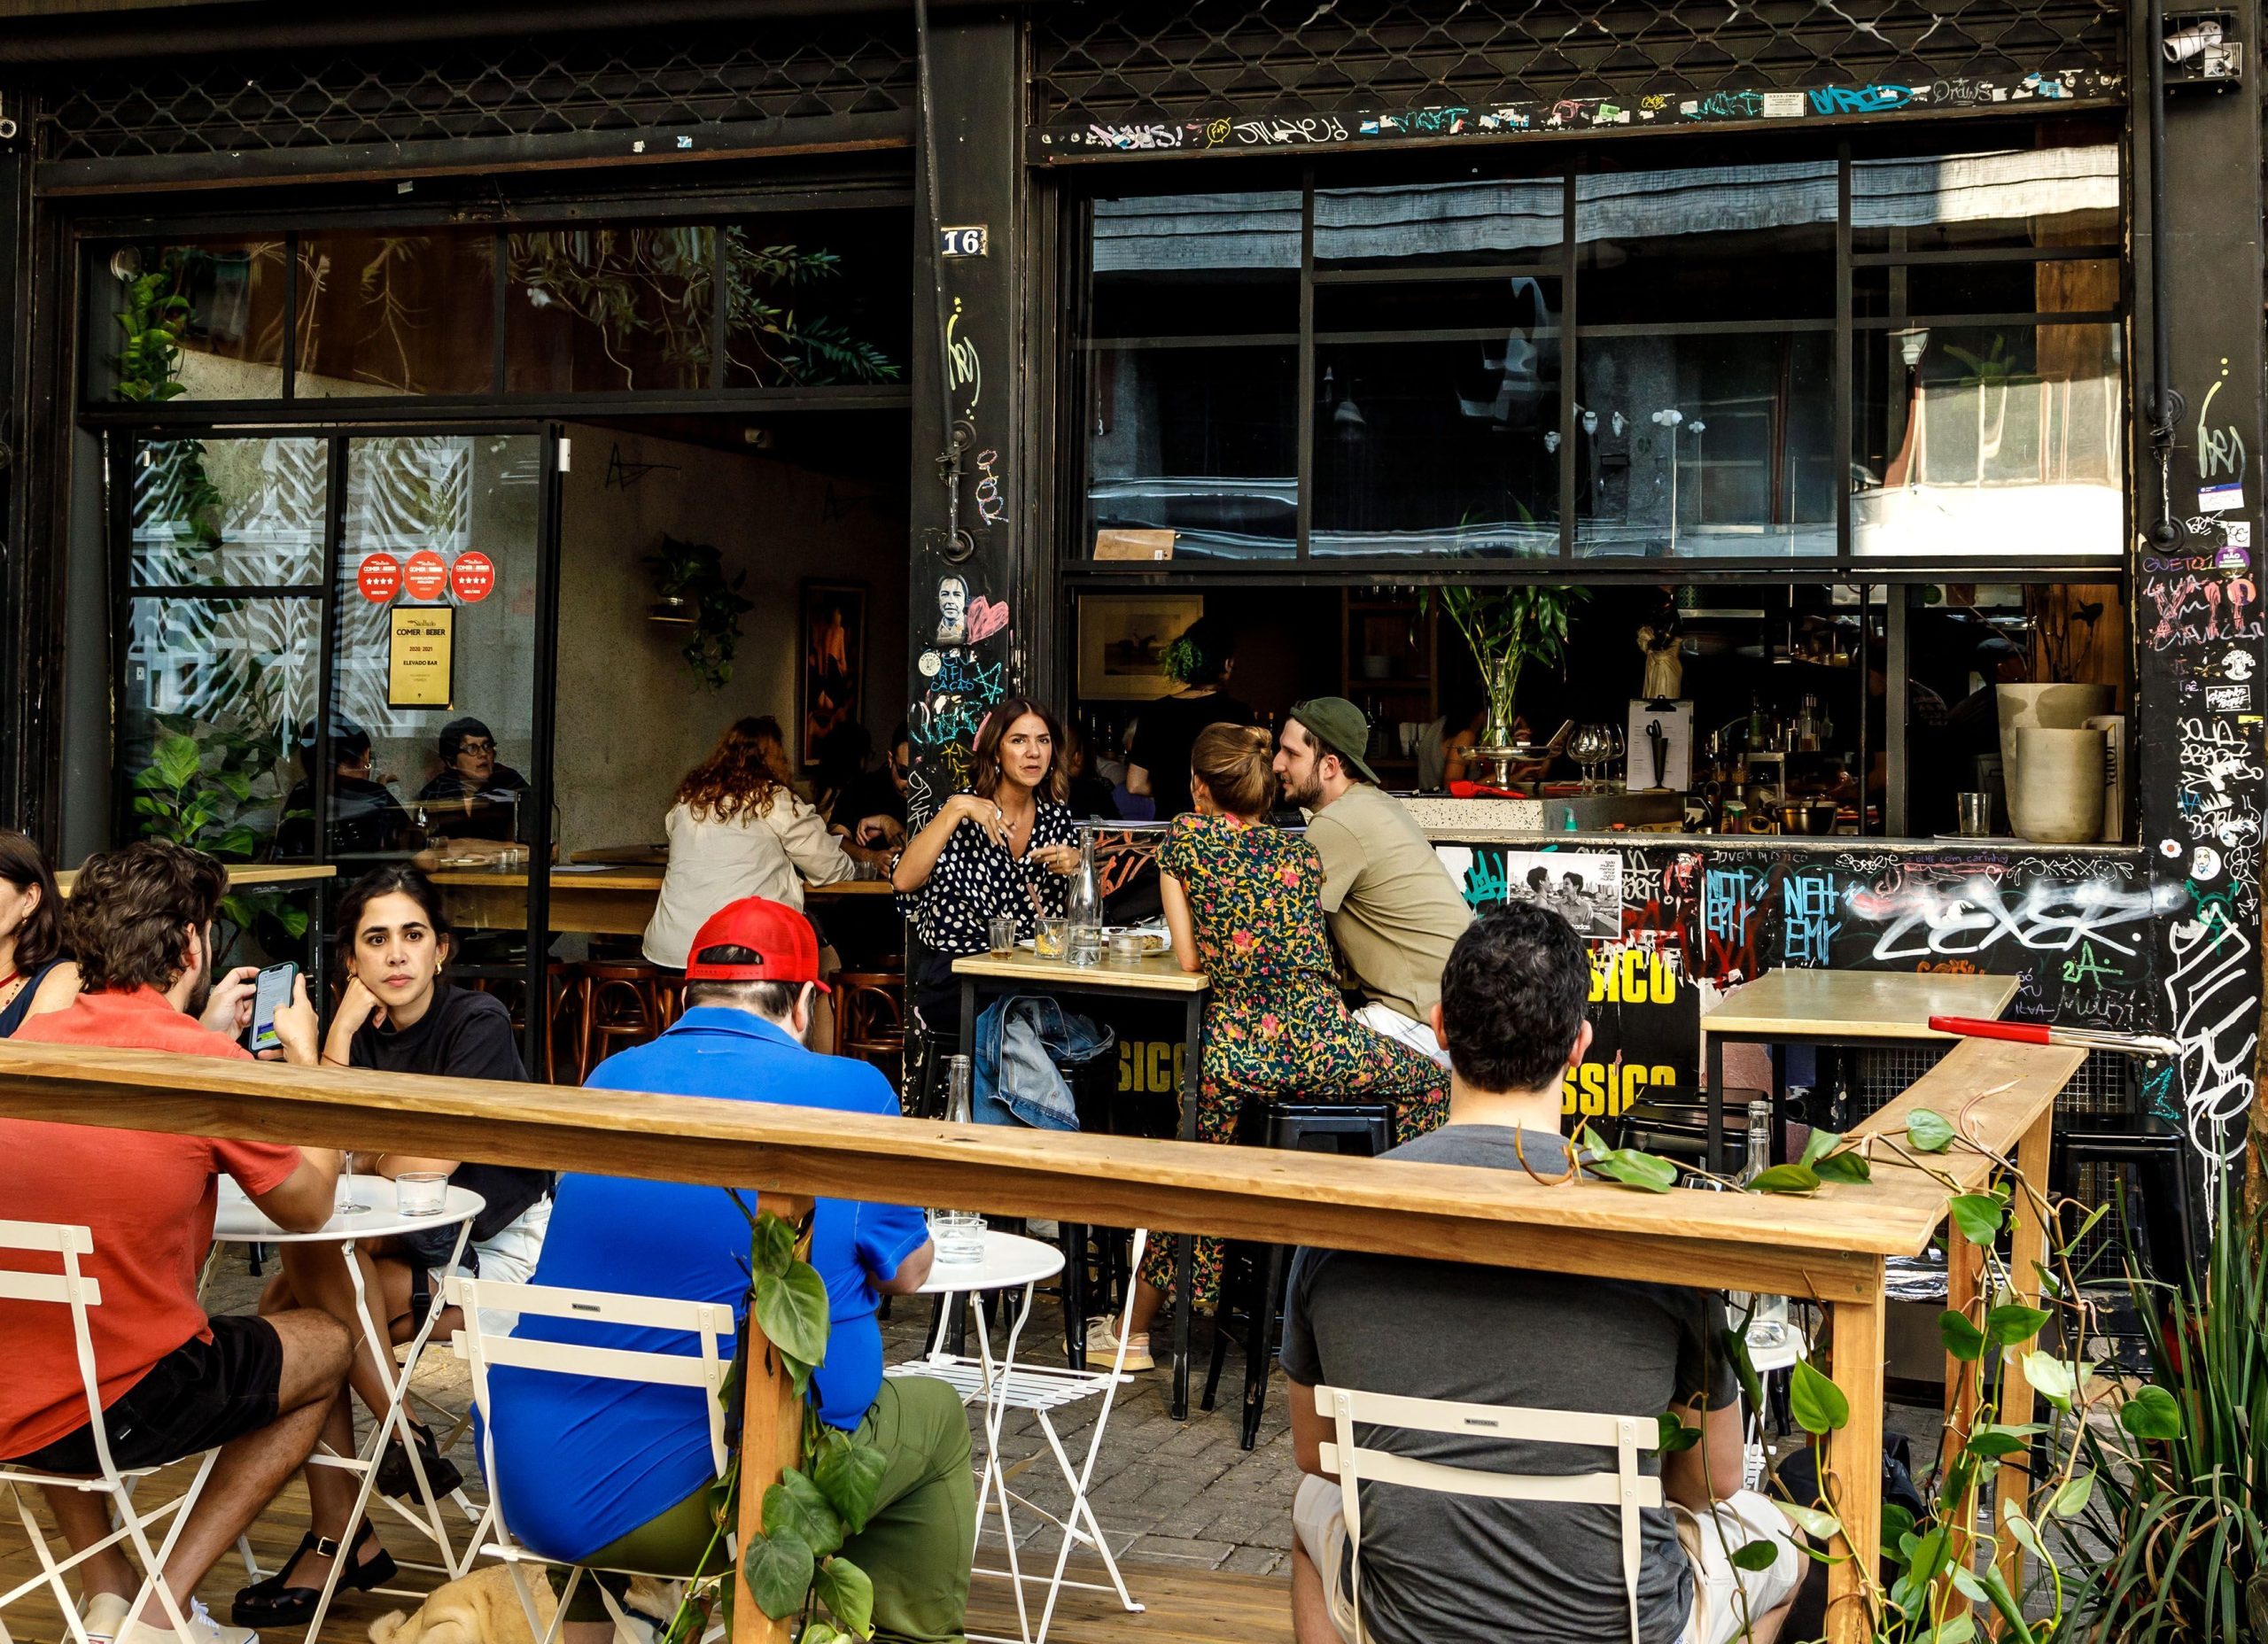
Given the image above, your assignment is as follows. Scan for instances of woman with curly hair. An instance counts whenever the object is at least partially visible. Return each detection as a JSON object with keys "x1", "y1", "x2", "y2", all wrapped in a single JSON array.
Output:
[
  {"x1": 1088, "y1": 723, "x2": 1449, "y2": 1372},
  {"x1": 1125, "y1": 616, "x2": 1254, "y2": 823},
  {"x1": 643, "y1": 717, "x2": 884, "y2": 982}
]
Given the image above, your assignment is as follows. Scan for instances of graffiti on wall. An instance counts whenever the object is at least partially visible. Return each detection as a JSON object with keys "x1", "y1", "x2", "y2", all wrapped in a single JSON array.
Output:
[{"x1": 1037, "y1": 70, "x2": 2122, "y2": 155}]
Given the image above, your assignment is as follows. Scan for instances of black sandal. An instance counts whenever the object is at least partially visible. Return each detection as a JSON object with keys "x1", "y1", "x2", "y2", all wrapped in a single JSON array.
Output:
[
  {"x1": 375, "y1": 1420, "x2": 465, "y2": 1500},
  {"x1": 231, "y1": 1523, "x2": 397, "y2": 1627}
]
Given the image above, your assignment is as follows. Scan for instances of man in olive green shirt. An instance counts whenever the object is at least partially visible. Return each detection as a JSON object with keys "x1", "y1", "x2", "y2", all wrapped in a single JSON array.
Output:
[{"x1": 1276, "y1": 698, "x2": 1472, "y2": 1064}]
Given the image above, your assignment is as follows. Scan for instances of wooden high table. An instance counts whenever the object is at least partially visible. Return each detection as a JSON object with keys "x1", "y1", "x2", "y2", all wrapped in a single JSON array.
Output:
[
  {"x1": 951, "y1": 947, "x2": 1212, "y2": 1417},
  {"x1": 1703, "y1": 968, "x2": 2022, "y2": 1170},
  {"x1": 55, "y1": 864, "x2": 338, "y2": 895},
  {"x1": 0, "y1": 1030, "x2": 2078, "y2": 1644},
  {"x1": 426, "y1": 866, "x2": 891, "y2": 935}
]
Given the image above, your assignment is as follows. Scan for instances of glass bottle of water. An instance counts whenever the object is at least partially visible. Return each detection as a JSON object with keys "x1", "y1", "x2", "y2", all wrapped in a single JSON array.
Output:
[
  {"x1": 944, "y1": 1054, "x2": 973, "y2": 1125},
  {"x1": 1066, "y1": 828, "x2": 1101, "y2": 927},
  {"x1": 1738, "y1": 1098, "x2": 1791, "y2": 1347}
]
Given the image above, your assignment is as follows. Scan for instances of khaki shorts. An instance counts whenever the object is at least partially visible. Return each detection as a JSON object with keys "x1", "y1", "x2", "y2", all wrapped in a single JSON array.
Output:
[{"x1": 1292, "y1": 1474, "x2": 1803, "y2": 1644}]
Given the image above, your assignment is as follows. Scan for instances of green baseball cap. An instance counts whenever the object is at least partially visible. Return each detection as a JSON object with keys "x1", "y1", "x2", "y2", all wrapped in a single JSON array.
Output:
[{"x1": 1287, "y1": 696, "x2": 1380, "y2": 785}]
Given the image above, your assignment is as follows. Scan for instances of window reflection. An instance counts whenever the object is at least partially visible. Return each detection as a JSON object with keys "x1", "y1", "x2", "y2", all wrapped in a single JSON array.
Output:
[
  {"x1": 1576, "y1": 161, "x2": 1837, "y2": 324},
  {"x1": 505, "y1": 227, "x2": 718, "y2": 392},
  {"x1": 1086, "y1": 345, "x2": 1297, "y2": 559},
  {"x1": 1574, "y1": 332, "x2": 1836, "y2": 559},
  {"x1": 1852, "y1": 147, "x2": 2120, "y2": 253},
  {"x1": 1314, "y1": 178, "x2": 1563, "y2": 269},
  {"x1": 1852, "y1": 322, "x2": 2122, "y2": 559},
  {"x1": 297, "y1": 231, "x2": 496, "y2": 398},
  {"x1": 130, "y1": 436, "x2": 329, "y2": 588},
  {"x1": 1091, "y1": 191, "x2": 1300, "y2": 339},
  {"x1": 719, "y1": 212, "x2": 910, "y2": 388},
  {"x1": 92, "y1": 240, "x2": 287, "y2": 401}
]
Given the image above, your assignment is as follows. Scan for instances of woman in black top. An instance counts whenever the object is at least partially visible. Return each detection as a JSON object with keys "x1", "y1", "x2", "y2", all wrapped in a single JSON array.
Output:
[
  {"x1": 413, "y1": 715, "x2": 531, "y2": 842},
  {"x1": 0, "y1": 831, "x2": 78, "y2": 1036},
  {"x1": 894, "y1": 696, "x2": 1082, "y2": 1029},
  {"x1": 237, "y1": 865, "x2": 550, "y2": 1627},
  {"x1": 1126, "y1": 616, "x2": 1254, "y2": 821}
]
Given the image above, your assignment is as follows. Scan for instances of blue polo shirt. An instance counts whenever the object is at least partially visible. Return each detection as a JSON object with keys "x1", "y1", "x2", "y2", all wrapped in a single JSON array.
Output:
[{"x1": 482, "y1": 1007, "x2": 929, "y2": 1563}]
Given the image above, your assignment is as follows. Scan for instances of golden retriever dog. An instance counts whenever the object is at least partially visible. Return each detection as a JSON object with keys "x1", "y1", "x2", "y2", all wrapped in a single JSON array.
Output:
[{"x1": 368, "y1": 1566, "x2": 686, "y2": 1644}]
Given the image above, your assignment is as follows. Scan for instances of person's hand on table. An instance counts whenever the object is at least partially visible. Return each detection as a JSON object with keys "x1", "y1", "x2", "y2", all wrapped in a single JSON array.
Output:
[
  {"x1": 199, "y1": 965, "x2": 260, "y2": 1039},
  {"x1": 268, "y1": 974, "x2": 321, "y2": 1066},
  {"x1": 857, "y1": 814, "x2": 907, "y2": 848},
  {"x1": 1031, "y1": 842, "x2": 1081, "y2": 876}
]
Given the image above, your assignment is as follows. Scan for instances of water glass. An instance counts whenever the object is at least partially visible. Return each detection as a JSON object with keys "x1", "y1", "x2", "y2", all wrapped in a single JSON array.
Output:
[
  {"x1": 929, "y1": 1210, "x2": 988, "y2": 1266},
  {"x1": 1107, "y1": 930, "x2": 1146, "y2": 968},
  {"x1": 1065, "y1": 927, "x2": 1104, "y2": 968},
  {"x1": 987, "y1": 913, "x2": 1019, "y2": 956},
  {"x1": 1954, "y1": 791, "x2": 1992, "y2": 836},
  {"x1": 1034, "y1": 917, "x2": 1070, "y2": 959},
  {"x1": 396, "y1": 1172, "x2": 448, "y2": 1218}
]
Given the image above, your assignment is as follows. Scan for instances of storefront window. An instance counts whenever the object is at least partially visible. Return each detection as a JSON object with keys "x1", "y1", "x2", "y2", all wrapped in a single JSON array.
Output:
[
  {"x1": 297, "y1": 230, "x2": 497, "y2": 398},
  {"x1": 719, "y1": 212, "x2": 911, "y2": 388},
  {"x1": 1071, "y1": 140, "x2": 2124, "y2": 569},
  {"x1": 89, "y1": 239, "x2": 288, "y2": 402}
]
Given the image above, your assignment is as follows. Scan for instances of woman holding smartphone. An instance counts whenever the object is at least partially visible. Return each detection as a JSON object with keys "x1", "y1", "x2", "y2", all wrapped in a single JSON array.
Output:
[{"x1": 235, "y1": 865, "x2": 552, "y2": 1628}]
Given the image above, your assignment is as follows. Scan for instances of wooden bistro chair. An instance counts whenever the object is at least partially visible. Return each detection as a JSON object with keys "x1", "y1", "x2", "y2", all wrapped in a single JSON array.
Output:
[
  {"x1": 1314, "y1": 1384, "x2": 1662, "y2": 1644},
  {"x1": 576, "y1": 962, "x2": 677, "y2": 1080},
  {"x1": 831, "y1": 970, "x2": 906, "y2": 1083}
]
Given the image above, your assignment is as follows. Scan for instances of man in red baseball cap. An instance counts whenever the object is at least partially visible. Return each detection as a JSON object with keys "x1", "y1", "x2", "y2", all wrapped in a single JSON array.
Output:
[{"x1": 482, "y1": 897, "x2": 974, "y2": 1643}]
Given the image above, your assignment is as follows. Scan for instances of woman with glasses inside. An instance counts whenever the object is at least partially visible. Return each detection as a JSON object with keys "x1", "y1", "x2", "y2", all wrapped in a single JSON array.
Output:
[
  {"x1": 415, "y1": 717, "x2": 530, "y2": 843},
  {"x1": 892, "y1": 696, "x2": 1083, "y2": 1034},
  {"x1": 235, "y1": 865, "x2": 552, "y2": 1629}
]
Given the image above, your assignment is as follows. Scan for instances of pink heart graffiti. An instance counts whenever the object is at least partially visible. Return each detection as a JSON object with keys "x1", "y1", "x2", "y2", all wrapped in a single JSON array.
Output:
[{"x1": 965, "y1": 595, "x2": 1010, "y2": 643}]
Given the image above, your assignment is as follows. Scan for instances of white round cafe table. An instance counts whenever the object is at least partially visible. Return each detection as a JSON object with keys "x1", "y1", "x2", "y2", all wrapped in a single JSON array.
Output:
[
  {"x1": 209, "y1": 1176, "x2": 485, "y2": 1643},
  {"x1": 915, "y1": 1228, "x2": 1065, "y2": 1297}
]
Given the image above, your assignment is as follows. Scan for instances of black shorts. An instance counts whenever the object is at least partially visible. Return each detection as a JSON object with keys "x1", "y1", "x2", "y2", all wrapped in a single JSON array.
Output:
[{"x1": 4, "y1": 1315, "x2": 283, "y2": 1474}]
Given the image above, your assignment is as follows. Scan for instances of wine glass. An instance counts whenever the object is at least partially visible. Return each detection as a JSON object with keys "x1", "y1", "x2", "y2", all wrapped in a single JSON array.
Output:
[
  {"x1": 1567, "y1": 724, "x2": 1614, "y2": 790},
  {"x1": 338, "y1": 1152, "x2": 371, "y2": 1216}
]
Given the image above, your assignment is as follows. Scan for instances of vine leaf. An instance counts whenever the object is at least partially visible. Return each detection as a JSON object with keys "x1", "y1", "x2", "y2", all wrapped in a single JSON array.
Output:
[
  {"x1": 1984, "y1": 1302, "x2": 2050, "y2": 1349},
  {"x1": 1949, "y1": 1193, "x2": 2004, "y2": 1244},
  {"x1": 1790, "y1": 1360, "x2": 1850, "y2": 1434},
  {"x1": 2118, "y1": 1384, "x2": 2182, "y2": 1440},
  {"x1": 1745, "y1": 1163, "x2": 1821, "y2": 1196},
  {"x1": 763, "y1": 1468, "x2": 845, "y2": 1560},
  {"x1": 813, "y1": 1426, "x2": 889, "y2": 1536},
  {"x1": 753, "y1": 1261, "x2": 830, "y2": 1367},
  {"x1": 1655, "y1": 1411, "x2": 1702, "y2": 1454},
  {"x1": 1905, "y1": 1108, "x2": 1956, "y2": 1152},
  {"x1": 813, "y1": 1556, "x2": 875, "y2": 1638},
  {"x1": 2021, "y1": 1349, "x2": 2078, "y2": 1411},
  {"x1": 1938, "y1": 1309, "x2": 1985, "y2": 1363},
  {"x1": 2050, "y1": 1471, "x2": 2096, "y2": 1517},
  {"x1": 1728, "y1": 1538, "x2": 1783, "y2": 1572},
  {"x1": 740, "y1": 1531, "x2": 815, "y2": 1621},
  {"x1": 1777, "y1": 1501, "x2": 1840, "y2": 1541}
]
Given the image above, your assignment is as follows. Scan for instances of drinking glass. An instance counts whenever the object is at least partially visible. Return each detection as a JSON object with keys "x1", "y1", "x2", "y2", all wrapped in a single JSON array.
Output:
[
  {"x1": 396, "y1": 1172, "x2": 447, "y2": 1218},
  {"x1": 1954, "y1": 792, "x2": 1992, "y2": 836},
  {"x1": 338, "y1": 1153, "x2": 370, "y2": 1215},
  {"x1": 929, "y1": 1210, "x2": 987, "y2": 1266},
  {"x1": 987, "y1": 913, "x2": 1019, "y2": 956},
  {"x1": 1034, "y1": 917, "x2": 1070, "y2": 959},
  {"x1": 1066, "y1": 927, "x2": 1103, "y2": 968}
]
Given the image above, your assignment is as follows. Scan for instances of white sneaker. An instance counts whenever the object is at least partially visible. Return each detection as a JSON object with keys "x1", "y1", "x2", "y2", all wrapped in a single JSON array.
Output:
[
  {"x1": 116, "y1": 1598, "x2": 257, "y2": 1644},
  {"x1": 79, "y1": 1593, "x2": 128, "y2": 1643},
  {"x1": 1084, "y1": 1314, "x2": 1154, "y2": 1372}
]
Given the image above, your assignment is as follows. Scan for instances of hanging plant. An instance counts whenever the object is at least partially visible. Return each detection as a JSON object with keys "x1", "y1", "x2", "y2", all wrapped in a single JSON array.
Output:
[
  {"x1": 660, "y1": 1203, "x2": 888, "y2": 1644},
  {"x1": 112, "y1": 251, "x2": 223, "y2": 549},
  {"x1": 643, "y1": 534, "x2": 755, "y2": 691}
]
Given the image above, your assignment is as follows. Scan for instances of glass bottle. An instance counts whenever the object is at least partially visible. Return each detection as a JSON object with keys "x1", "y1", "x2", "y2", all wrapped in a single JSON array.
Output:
[
  {"x1": 944, "y1": 1054, "x2": 973, "y2": 1125},
  {"x1": 1738, "y1": 1097, "x2": 1792, "y2": 1346},
  {"x1": 1066, "y1": 828, "x2": 1101, "y2": 927}
]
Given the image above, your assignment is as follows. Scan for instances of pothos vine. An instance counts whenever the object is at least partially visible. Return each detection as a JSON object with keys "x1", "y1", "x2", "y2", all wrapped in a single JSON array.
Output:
[{"x1": 662, "y1": 1203, "x2": 890, "y2": 1644}]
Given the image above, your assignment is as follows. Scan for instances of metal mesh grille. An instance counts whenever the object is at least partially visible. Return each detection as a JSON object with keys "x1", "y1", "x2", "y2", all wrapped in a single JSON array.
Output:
[
  {"x1": 40, "y1": 23, "x2": 916, "y2": 162},
  {"x1": 1033, "y1": 0, "x2": 2123, "y2": 129},
  {"x1": 1851, "y1": 1044, "x2": 2132, "y2": 1121}
]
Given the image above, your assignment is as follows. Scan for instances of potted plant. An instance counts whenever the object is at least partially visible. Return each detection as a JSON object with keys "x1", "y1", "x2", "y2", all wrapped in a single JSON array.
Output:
[
  {"x1": 1427, "y1": 582, "x2": 1588, "y2": 780},
  {"x1": 643, "y1": 534, "x2": 755, "y2": 691}
]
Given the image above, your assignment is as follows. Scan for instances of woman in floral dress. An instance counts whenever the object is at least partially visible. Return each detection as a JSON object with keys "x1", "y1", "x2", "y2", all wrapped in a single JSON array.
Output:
[{"x1": 1090, "y1": 725, "x2": 1449, "y2": 1370}]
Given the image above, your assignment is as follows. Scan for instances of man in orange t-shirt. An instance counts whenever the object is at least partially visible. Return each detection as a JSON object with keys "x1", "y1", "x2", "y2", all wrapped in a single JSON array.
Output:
[{"x1": 2, "y1": 841, "x2": 350, "y2": 1644}]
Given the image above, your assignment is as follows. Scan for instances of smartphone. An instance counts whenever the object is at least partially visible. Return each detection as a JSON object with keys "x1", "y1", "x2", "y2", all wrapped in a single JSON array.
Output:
[{"x1": 245, "y1": 961, "x2": 298, "y2": 1054}]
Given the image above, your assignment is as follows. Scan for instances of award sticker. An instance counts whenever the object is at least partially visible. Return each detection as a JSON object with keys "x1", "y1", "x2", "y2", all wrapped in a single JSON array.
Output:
[{"x1": 917, "y1": 650, "x2": 943, "y2": 678}]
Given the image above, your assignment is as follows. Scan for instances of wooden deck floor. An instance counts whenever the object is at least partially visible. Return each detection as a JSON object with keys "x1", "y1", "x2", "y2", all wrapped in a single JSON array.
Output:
[{"x1": 1, "y1": 1466, "x2": 1293, "y2": 1644}]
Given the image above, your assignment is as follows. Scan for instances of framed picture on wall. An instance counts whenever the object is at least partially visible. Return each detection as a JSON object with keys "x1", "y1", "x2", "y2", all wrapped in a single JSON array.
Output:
[
  {"x1": 799, "y1": 581, "x2": 866, "y2": 768},
  {"x1": 1077, "y1": 593, "x2": 1203, "y2": 701}
]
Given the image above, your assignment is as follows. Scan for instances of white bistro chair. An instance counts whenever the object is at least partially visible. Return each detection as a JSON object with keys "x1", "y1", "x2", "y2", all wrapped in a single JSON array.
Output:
[
  {"x1": 889, "y1": 1228, "x2": 1151, "y2": 1644},
  {"x1": 0, "y1": 1220, "x2": 226, "y2": 1644},
  {"x1": 1314, "y1": 1383, "x2": 1663, "y2": 1644},
  {"x1": 448, "y1": 1276, "x2": 733, "y2": 1644}
]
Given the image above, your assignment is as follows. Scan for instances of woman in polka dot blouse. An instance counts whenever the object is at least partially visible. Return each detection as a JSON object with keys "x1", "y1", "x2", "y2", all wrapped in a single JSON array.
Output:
[{"x1": 894, "y1": 695, "x2": 1083, "y2": 1031}]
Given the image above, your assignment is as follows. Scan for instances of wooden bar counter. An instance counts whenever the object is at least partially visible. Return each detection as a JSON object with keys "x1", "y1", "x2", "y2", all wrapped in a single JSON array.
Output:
[{"x1": 0, "y1": 1032, "x2": 2078, "y2": 1644}]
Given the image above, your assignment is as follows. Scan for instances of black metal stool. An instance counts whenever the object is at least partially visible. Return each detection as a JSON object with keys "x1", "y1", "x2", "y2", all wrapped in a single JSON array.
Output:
[
  {"x1": 1202, "y1": 1099, "x2": 1394, "y2": 1449},
  {"x1": 2054, "y1": 1113, "x2": 2199, "y2": 1283}
]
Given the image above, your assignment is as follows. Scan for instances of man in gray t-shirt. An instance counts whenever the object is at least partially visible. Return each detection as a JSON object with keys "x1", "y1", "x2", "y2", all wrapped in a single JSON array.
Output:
[{"x1": 1279, "y1": 904, "x2": 1805, "y2": 1644}]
